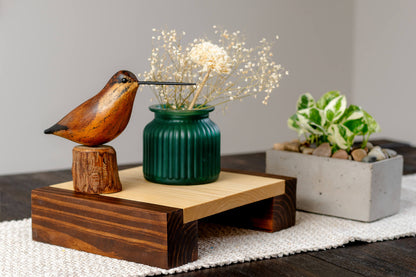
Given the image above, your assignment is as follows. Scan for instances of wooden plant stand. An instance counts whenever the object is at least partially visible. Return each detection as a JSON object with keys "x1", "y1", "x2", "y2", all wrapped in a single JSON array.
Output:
[{"x1": 31, "y1": 167, "x2": 296, "y2": 269}]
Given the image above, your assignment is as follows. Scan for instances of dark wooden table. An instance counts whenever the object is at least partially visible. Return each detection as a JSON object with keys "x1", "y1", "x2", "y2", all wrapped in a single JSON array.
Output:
[{"x1": 1, "y1": 140, "x2": 415, "y2": 276}]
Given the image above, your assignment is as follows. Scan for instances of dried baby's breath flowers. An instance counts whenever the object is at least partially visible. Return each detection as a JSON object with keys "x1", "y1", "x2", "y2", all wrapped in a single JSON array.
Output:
[
  {"x1": 139, "y1": 26, "x2": 287, "y2": 110},
  {"x1": 189, "y1": 41, "x2": 232, "y2": 74}
]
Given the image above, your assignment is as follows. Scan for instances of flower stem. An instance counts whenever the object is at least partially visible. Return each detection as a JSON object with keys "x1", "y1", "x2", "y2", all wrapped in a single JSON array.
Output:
[{"x1": 188, "y1": 68, "x2": 211, "y2": 110}]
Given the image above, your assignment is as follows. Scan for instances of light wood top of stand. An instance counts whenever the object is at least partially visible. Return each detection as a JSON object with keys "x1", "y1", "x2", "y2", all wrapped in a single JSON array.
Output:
[{"x1": 51, "y1": 167, "x2": 286, "y2": 223}]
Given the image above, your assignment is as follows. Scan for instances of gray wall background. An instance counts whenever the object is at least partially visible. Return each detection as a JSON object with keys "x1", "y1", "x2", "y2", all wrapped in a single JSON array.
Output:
[
  {"x1": 353, "y1": 0, "x2": 416, "y2": 145},
  {"x1": 0, "y1": 0, "x2": 413, "y2": 175}
]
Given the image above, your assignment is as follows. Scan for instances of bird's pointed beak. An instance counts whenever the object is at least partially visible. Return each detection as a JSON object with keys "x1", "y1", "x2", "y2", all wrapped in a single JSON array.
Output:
[{"x1": 138, "y1": 81, "x2": 196, "y2": 86}]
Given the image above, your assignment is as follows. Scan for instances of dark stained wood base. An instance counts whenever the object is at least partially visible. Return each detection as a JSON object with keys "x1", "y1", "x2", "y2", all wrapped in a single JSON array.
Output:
[
  {"x1": 31, "y1": 187, "x2": 198, "y2": 269},
  {"x1": 31, "y1": 171, "x2": 296, "y2": 269}
]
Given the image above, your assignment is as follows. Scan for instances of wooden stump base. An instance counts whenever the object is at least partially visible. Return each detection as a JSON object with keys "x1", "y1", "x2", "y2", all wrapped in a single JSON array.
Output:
[{"x1": 72, "y1": 145, "x2": 122, "y2": 194}]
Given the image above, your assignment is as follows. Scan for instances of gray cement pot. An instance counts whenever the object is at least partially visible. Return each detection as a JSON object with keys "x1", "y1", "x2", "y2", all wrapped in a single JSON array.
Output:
[{"x1": 266, "y1": 150, "x2": 403, "y2": 222}]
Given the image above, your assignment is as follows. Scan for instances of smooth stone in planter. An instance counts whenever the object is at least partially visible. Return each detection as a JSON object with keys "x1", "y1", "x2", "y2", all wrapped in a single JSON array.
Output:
[
  {"x1": 266, "y1": 150, "x2": 403, "y2": 222},
  {"x1": 332, "y1": 149, "x2": 349, "y2": 160},
  {"x1": 302, "y1": 147, "x2": 315, "y2": 155},
  {"x1": 366, "y1": 142, "x2": 374, "y2": 150},
  {"x1": 368, "y1": 146, "x2": 387, "y2": 161},
  {"x1": 312, "y1": 143, "x2": 331, "y2": 157},
  {"x1": 362, "y1": 155, "x2": 377, "y2": 163},
  {"x1": 273, "y1": 143, "x2": 285, "y2": 151},
  {"x1": 284, "y1": 141, "x2": 300, "y2": 152},
  {"x1": 351, "y1": 148, "x2": 367, "y2": 162},
  {"x1": 383, "y1": 148, "x2": 398, "y2": 158}
]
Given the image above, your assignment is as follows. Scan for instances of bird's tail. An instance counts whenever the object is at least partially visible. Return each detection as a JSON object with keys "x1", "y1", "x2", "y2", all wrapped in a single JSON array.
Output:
[{"x1": 44, "y1": 124, "x2": 68, "y2": 134}]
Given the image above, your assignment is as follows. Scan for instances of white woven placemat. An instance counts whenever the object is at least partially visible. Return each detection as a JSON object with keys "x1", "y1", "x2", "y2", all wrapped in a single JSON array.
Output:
[{"x1": 1, "y1": 174, "x2": 416, "y2": 277}]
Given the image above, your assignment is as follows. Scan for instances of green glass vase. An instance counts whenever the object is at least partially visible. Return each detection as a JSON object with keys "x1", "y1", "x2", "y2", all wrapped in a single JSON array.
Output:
[{"x1": 143, "y1": 104, "x2": 221, "y2": 185}]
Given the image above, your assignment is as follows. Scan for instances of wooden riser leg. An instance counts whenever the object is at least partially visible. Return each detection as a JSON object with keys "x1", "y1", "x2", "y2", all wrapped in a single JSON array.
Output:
[{"x1": 206, "y1": 178, "x2": 296, "y2": 232}]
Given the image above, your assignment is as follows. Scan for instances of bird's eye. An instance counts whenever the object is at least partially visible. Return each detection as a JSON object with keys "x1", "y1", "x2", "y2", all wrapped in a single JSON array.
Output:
[{"x1": 121, "y1": 78, "x2": 128, "y2": 83}]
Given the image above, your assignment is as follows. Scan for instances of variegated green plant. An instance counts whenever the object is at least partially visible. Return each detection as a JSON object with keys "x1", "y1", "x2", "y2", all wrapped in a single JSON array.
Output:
[{"x1": 288, "y1": 91, "x2": 380, "y2": 152}]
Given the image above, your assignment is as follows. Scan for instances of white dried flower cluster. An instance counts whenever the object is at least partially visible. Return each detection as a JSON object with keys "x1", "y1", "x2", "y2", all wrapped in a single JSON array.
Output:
[
  {"x1": 189, "y1": 41, "x2": 231, "y2": 74},
  {"x1": 139, "y1": 26, "x2": 287, "y2": 110}
]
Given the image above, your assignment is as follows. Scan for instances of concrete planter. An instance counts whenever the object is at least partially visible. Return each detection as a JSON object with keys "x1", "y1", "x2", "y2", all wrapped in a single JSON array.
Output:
[{"x1": 266, "y1": 150, "x2": 403, "y2": 222}]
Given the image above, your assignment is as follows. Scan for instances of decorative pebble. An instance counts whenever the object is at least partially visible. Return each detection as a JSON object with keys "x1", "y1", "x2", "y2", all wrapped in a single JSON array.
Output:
[
  {"x1": 366, "y1": 142, "x2": 374, "y2": 151},
  {"x1": 362, "y1": 155, "x2": 377, "y2": 163},
  {"x1": 383, "y1": 148, "x2": 397, "y2": 158},
  {"x1": 312, "y1": 143, "x2": 331, "y2": 157},
  {"x1": 302, "y1": 147, "x2": 315, "y2": 155},
  {"x1": 284, "y1": 141, "x2": 300, "y2": 152},
  {"x1": 351, "y1": 148, "x2": 367, "y2": 162},
  {"x1": 273, "y1": 143, "x2": 285, "y2": 151},
  {"x1": 368, "y1": 146, "x2": 387, "y2": 161},
  {"x1": 332, "y1": 149, "x2": 349, "y2": 159}
]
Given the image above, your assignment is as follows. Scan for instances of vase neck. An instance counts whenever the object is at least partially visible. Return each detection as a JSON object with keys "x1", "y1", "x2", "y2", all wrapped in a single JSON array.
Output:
[{"x1": 149, "y1": 104, "x2": 214, "y2": 121}]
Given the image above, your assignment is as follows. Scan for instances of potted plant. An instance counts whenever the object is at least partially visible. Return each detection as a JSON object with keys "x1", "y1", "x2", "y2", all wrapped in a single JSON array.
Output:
[
  {"x1": 140, "y1": 27, "x2": 287, "y2": 184},
  {"x1": 266, "y1": 91, "x2": 403, "y2": 221}
]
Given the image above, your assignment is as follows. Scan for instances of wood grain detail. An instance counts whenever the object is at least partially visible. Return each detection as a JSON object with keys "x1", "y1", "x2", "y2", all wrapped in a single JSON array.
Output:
[
  {"x1": 32, "y1": 169, "x2": 295, "y2": 268},
  {"x1": 44, "y1": 71, "x2": 139, "y2": 146},
  {"x1": 31, "y1": 187, "x2": 198, "y2": 269},
  {"x1": 72, "y1": 145, "x2": 122, "y2": 194},
  {"x1": 52, "y1": 166, "x2": 287, "y2": 224}
]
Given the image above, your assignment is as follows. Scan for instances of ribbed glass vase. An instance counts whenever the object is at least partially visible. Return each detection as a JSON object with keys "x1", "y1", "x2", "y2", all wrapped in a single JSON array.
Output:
[{"x1": 143, "y1": 104, "x2": 221, "y2": 185}]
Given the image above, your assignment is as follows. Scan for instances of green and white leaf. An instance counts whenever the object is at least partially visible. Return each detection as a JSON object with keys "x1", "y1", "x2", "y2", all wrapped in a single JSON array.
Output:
[
  {"x1": 324, "y1": 95, "x2": 347, "y2": 123},
  {"x1": 342, "y1": 105, "x2": 363, "y2": 121},
  {"x1": 328, "y1": 124, "x2": 355, "y2": 150},
  {"x1": 363, "y1": 110, "x2": 381, "y2": 134},
  {"x1": 316, "y1": 91, "x2": 340, "y2": 109},
  {"x1": 343, "y1": 118, "x2": 367, "y2": 135},
  {"x1": 287, "y1": 114, "x2": 305, "y2": 136},
  {"x1": 297, "y1": 107, "x2": 326, "y2": 135},
  {"x1": 296, "y1": 93, "x2": 315, "y2": 111},
  {"x1": 341, "y1": 105, "x2": 372, "y2": 135}
]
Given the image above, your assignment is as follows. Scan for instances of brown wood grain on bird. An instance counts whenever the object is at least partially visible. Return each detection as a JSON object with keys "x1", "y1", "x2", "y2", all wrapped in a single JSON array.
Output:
[
  {"x1": 44, "y1": 71, "x2": 139, "y2": 146},
  {"x1": 44, "y1": 70, "x2": 195, "y2": 146}
]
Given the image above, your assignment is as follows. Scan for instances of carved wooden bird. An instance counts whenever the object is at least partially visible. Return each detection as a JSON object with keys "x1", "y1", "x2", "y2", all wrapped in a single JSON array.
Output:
[{"x1": 44, "y1": 70, "x2": 194, "y2": 146}]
